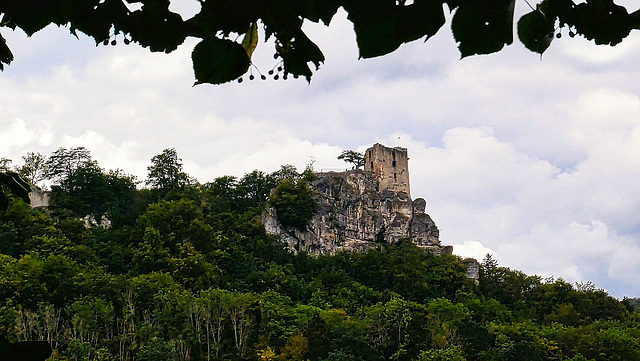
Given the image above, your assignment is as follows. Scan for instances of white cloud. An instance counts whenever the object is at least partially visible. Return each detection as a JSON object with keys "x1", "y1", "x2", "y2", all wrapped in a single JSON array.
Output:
[
  {"x1": 452, "y1": 241, "x2": 496, "y2": 261},
  {"x1": 0, "y1": 118, "x2": 35, "y2": 155},
  {"x1": 186, "y1": 135, "x2": 346, "y2": 182},
  {"x1": 562, "y1": 36, "x2": 640, "y2": 65},
  {"x1": 393, "y1": 127, "x2": 640, "y2": 297},
  {"x1": 499, "y1": 220, "x2": 640, "y2": 296}
]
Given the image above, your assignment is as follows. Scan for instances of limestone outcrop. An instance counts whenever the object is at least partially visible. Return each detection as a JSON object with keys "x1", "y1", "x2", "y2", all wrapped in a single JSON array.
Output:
[
  {"x1": 28, "y1": 185, "x2": 50, "y2": 208},
  {"x1": 263, "y1": 170, "x2": 441, "y2": 255}
]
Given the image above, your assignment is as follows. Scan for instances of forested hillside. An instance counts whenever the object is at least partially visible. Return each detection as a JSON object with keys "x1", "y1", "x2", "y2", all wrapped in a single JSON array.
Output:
[{"x1": 1, "y1": 148, "x2": 639, "y2": 361}]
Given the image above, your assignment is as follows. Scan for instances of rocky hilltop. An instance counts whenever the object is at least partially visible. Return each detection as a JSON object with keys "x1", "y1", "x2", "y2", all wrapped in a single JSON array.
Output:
[{"x1": 263, "y1": 170, "x2": 443, "y2": 255}]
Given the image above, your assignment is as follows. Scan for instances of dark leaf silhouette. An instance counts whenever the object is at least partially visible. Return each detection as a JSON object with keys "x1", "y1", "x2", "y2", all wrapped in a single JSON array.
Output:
[{"x1": 0, "y1": 0, "x2": 637, "y2": 83}]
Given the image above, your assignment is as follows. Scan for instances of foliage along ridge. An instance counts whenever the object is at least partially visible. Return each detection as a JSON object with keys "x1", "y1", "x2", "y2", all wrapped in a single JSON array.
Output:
[{"x1": 1, "y1": 147, "x2": 640, "y2": 361}]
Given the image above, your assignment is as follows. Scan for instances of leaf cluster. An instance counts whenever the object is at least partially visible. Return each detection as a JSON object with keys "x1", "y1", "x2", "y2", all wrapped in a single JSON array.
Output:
[
  {"x1": 268, "y1": 178, "x2": 317, "y2": 231},
  {"x1": 338, "y1": 150, "x2": 365, "y2": 170},
  {"x1": 0, "y1": 0, "x2": 638, "y2": 83}
]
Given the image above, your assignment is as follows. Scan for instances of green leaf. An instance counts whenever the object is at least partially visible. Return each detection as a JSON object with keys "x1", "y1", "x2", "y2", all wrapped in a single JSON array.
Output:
[
  {"x1": 517, "y1": 10, "x2": 554, "y2": 55},
  {"x1": 452, "y1": 0, "x2": 516, "y2": 58},
  {"x1": 242, "y1": 23, "x2": 259, "y2": 59},
  {"x1": 192, "y1": 38, "x2": 250, "y2": 85}
]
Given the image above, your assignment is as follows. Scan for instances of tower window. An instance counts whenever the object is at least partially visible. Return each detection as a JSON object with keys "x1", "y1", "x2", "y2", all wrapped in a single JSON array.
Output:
[
  {"x1": 392, "y1": 160, "x2": 396, "y2": 167},
  {"x1": 394, "y1": 173, "x2": 397, "y2": 180},
  {"x1": 370, "y1": 161, "x2": 373, "y2": 170}
]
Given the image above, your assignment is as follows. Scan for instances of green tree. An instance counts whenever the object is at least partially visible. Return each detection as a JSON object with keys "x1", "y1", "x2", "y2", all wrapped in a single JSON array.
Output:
[
  {"x1": 16, "y1": 152, "x2": 47, "y2": 185},
  {"x1": 47, "y1": 162, "x2": 141, "y2": 227},
  {"x1": 203, "y1": 176, "x2": 242, "y2": 214},
  {"x1": 44, "y1": 147, "x2": 93, "y2": 184},
  {"x1": 338, "y1": 150, "x2": 365, "y2": 170},
  {"x1": 237, "y1": 170, "x2": 278, "y2": 208},
  {"x1": 417, "y1": 346, "x2": 466, "y2": 361},
  {"x1": 196, "y1": 289, "x2": 229, "y2": 359},
  {"x1": 66, "y1": 296, "x2": 115, "y2": 346},
  {"x1": 137, "y1": 337, "x2": 177, "y2": 361},
  {"x1": 103, "y1": 169, "x2": 142, "y2": 227},
  {"x1": 480, "y1": 254, "x2": 541, "y2": 309},
  {"x1": 13, "y1": 253, "x2": 81, "y2": 308},
  {"x1": 268, "y1": 178, "x2": 317, "y2": 231},
  {"x1": 0, "y1": 198, "x2": 61, "y2": 257},
  {"x1": 49, "y1": 160, "x2": 110, "y2": 218},
  {"x1": 146, "y1": 148, "x2": 191, "y2": 195},
  {"x1": 364, "y1": 295, "x2": 413, "y2": 355},
  {"x1": 543, "y1": 303, "x2": 582, "y2": 326},
  {"x1": 306, "y1": 314, "x2": 331, "y2": 360},
  {"x1": 137, "y1": 198, "x2": 210, "y2": 251},
  {"x1": 221, "y1": 291, "x2": 256, "y2": 357},
  {"x1": 270, "y1": 165, "x2": 301, "y2": 183},
  {"x1": 280, "y1": 332, "x2": 309, "y2": 361},
  {"x1": 131, "y1": 227, "x2": 173, "y2": 274},
  {"x1": 169, "y1": 243, "x2": 219, "y2": 291}
]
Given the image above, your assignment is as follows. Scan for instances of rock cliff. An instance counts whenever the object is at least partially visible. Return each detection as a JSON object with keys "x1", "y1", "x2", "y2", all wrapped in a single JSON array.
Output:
[
  {"x1": 28, "y1": 185, "x2": 50, "y2": 208},
  {"x1": 263, "y1": 170, "x2": 442, "y2": 255}
]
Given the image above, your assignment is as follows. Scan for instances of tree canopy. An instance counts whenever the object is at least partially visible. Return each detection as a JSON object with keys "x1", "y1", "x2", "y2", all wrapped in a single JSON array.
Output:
[
  {"x1": 338, "y1": 150, "x2": 365, "y2": 170},
  {"x1": 0, "y1": 0, "x2": 638, "y2": 84},
  {"x1": 44, "y1": 147, "x2": 93, "y2": 185},
  {"x1": 2, "y1": 148, "x2": 640, "y2": 361},
  {"x1": 146, "y1": 148, "x2": 191, "y2": 195}
]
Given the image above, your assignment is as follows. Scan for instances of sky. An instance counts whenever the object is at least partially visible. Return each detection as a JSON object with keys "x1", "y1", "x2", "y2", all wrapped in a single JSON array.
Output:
[{"x1": 1, "y1": 1, "x2": 639, "y2": 298}]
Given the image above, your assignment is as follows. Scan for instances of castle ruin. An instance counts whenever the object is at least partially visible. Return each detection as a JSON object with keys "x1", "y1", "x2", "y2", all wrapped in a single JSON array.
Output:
[
  {"x1": 364, "y1": 143, "x2": 411, "y2": 198},
  {"x1": 263, "y1": 143, "x2": 441, "y2": 254}
]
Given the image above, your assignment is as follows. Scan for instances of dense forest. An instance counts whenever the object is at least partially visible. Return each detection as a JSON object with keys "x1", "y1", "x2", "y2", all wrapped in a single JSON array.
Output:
[{"x1": 1, "y1": 147, "x2": 639, "y2": 361}]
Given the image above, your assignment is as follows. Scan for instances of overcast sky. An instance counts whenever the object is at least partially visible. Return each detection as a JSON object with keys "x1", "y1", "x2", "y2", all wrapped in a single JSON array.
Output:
[{"x1": 1, "y1": 1, "x2": 639, "y2": 298}]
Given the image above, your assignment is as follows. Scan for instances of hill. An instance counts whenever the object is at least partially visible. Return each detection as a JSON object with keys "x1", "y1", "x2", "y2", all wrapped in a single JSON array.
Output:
[{"x1": 1, "y1": 148, "x2": 639, "y2": 361}]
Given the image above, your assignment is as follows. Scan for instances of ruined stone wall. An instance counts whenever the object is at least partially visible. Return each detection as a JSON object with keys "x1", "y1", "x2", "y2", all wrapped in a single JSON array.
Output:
[{"x1": 364, "y1": 143, "x2": 410, "y2": 198}]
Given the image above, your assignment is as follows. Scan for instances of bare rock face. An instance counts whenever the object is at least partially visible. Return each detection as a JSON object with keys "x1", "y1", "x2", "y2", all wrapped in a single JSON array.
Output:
[
  {"x1": 263, "y1": 170, "x2": 441, "y2": 255},
  {"x1": 28, "y1": 185, "x2": 50, "y2": 208},
  {"x1": 462, "y1": 258, "x2": 480, "y2": 283}
]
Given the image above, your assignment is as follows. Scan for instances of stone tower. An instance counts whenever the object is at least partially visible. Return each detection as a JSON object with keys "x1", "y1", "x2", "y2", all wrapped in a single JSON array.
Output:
[{"x1": 364, "y1": 143, "x2": 410, "y2": 198}]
